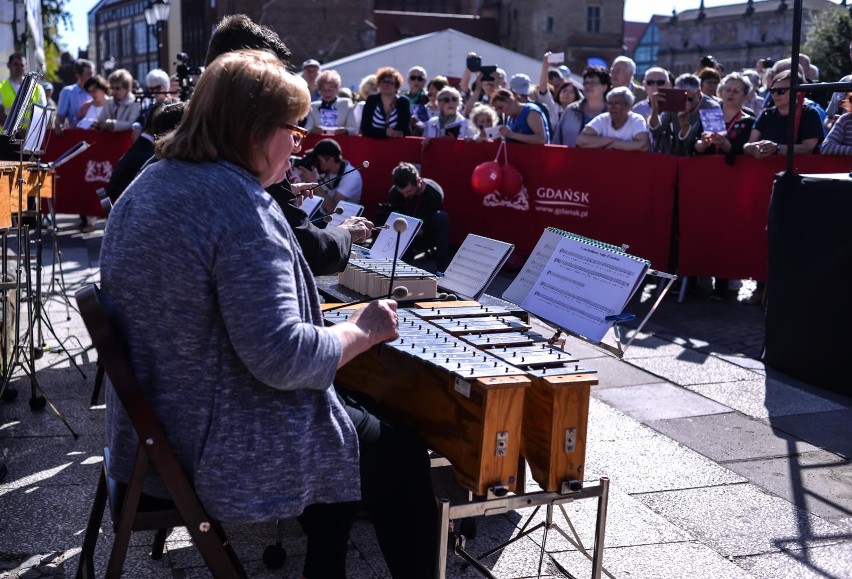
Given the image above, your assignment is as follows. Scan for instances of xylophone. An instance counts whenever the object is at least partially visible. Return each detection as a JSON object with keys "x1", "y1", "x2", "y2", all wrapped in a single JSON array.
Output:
[
  {"x1": 338, "y1": 257, "x2": 438, "y2": 300},
  {"x1": 324, "y1": 300, "x2": 597, "y2": 496},
  {"x1": 0, "y1": 162, "x2": 54, "y2": 228}
]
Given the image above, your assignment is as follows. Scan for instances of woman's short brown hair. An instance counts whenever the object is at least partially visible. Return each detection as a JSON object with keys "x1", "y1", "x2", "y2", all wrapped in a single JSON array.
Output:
[
  {"x1": 376, "y1": 66, "x2": 403, "y2": 89},
  {"x1": 156, "y1": 50, "x2": 310, "y2": 177},
  {"x1": 84, "y1": 75, "x2": 109, "y2": 93}
]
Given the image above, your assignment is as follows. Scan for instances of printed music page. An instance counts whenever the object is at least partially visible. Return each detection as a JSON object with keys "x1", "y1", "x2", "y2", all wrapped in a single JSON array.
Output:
[
  {"x1": 327, "y1": 200, "x2": 364, "y2": 228},
  {"x1": 368, "y1": 212, "x2": 422, "y2": 261},
  {"x1": 502, "y1": 228, "x2": 565, "y2": 305},
  {"x1": 440, "y1": 234, "x2": 514, "y2": 300},
  {"x1": 520, "y1": 236, "x2": 649, "y2": 342}
]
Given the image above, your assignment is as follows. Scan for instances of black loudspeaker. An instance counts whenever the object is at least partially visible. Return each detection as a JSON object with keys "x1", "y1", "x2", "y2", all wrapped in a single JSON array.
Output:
[{"x1": 764, "y1": 172, "x2": 852, "y2": 393}]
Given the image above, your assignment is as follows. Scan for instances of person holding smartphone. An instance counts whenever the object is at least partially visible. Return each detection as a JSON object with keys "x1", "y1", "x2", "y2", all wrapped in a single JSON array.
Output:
[{"x1": 648, "y1": 73, "x2": 720, "y2": 156}]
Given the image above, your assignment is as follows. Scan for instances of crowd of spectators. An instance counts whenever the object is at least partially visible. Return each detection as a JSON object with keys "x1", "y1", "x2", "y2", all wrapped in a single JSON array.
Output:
[{"x1": 292, "y1": 47, "x2": 852, "y2": 158}]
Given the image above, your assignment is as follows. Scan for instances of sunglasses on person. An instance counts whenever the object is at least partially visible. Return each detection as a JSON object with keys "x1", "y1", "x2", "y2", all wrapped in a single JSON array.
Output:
[
  {"x1": 438, "y1": 96, "x2": 459, "y2": 103},
  {"x1": 283, "y1": 122, "x2": 308, "y2": 147},
  {"x1": 645, "y1": 79, "x2": 667, "y2": 86},
  {"x1": 769, "y1": 87, "x2": 789, "y2": 96},
  {"x1": 409, "y1": 75, "x2": 425, "y2": 82}
]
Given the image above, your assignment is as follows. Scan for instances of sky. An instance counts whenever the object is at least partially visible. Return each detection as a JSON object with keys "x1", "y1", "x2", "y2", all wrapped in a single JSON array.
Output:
[{"x1": 59, "y1": 0, "x2": 801, "y2": 57}]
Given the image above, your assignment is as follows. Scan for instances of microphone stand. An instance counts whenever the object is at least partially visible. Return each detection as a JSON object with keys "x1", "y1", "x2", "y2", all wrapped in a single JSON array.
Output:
[{"x1": 387, "y1": 218, "x2": 407, "y2": 299}]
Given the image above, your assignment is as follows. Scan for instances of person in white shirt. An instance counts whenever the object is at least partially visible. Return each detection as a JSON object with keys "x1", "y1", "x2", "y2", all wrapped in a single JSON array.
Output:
[
  {"x1": 576, "y1": 86, "x2": 650, "y2": 151},
  {"x1": 301, "y1": 138, "x2": 363, "y2": 214}
]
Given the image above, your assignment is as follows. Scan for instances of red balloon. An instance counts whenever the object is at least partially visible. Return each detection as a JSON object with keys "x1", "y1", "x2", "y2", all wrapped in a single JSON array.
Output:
[
  {"x1": 471, "y1": 161, "x2": 503, "y2": 195},
  {"x1": 498, "y1": 164, "x2": 524, "y2": 197}
]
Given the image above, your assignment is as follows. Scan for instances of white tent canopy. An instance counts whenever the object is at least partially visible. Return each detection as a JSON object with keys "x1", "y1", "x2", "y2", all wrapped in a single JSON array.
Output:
[{"x1": 318, "y1": 29, "x2": 572, "y2": 92}]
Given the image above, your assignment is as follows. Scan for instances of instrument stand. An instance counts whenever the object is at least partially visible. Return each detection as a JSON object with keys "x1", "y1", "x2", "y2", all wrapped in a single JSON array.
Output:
[
  {"x1": 0, "y1": 132, "x2": 78, "y2": 438},
  {"x1": 438, "y1": 477, "x2": 611, "y2": 579}
]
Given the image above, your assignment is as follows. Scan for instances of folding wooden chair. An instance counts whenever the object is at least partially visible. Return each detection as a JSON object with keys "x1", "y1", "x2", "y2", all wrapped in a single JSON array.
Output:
[{"x1": 74, "y1": 284, "x2": 247, "y2": 579}]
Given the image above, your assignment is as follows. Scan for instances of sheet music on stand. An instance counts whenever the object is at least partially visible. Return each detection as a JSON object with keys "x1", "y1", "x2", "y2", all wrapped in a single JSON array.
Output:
[
  {"x1": 361, "y1": 211, "x2": 422, "y2": 260},
  {"x1": 299, "y1": 196, "x2": 322, "y2": 220},
  {"x1": 22, "y1": 104, "x2": 54, "y2": 156},
  {"x1": 327, "y1": 200, "x2": 363, "y2": 228},
  {"x1": 439, "y1": 234, "x2": 514, "y2": 301},
  {"x1": 503, "y1": 227, "x2": 676, "y2": 358}
]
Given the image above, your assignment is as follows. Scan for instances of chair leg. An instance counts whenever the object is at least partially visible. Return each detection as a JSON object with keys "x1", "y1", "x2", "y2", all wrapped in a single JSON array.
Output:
[
  {"x1": 75, "y1": 469, "x2": 109, "y2": 579},
  {"x1": 90, "y1": 361, "x2": 105, "y2": 407},
  {"x1": 151, "y1": 528, "x2": 169, "y2": 560}
]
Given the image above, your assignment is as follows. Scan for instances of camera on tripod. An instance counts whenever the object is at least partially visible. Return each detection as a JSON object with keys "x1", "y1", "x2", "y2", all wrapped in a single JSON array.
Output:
[{"x1": 175, "y1": 52, "x2": 203, "y2": 101}]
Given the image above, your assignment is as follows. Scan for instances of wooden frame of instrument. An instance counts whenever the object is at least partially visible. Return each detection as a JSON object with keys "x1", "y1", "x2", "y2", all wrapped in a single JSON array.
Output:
[{"x1": 334, "y1": 345, "x2": 530, "y2": 496}]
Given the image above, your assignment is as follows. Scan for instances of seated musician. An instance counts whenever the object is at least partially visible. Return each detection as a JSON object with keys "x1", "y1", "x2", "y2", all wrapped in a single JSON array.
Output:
[
  {"x1": 379, "y1": 162, "x2": 451, "y2": 272},
  {"x1": 197, "y1": 16, "x2": 441, "y2": 578},
  {"x1": 101, "y1": 49, "x2": 405, "y2": 579}
]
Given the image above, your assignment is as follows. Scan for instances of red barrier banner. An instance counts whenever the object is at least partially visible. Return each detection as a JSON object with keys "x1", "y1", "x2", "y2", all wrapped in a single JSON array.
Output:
[
  {"x1": 421, "y1": 140, "x2": 678, "y2": 269},
  {"x1": 40, "y1": 129, "x2": 133, "y2": 216},
  {"x1": 677, "y1": 154, "x2": 852, "y2": 281}
]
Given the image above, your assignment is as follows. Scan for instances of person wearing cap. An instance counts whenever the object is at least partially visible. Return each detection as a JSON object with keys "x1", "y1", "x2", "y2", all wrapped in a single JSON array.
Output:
[
  {"x1": 302, "y1": 138, "x2": 363, "y2": 214},
  {"x1": 301, "y1": 58, "x2": 321, "y2": 100},
  {"x1": 508, "y1": 73, "x2": 552, "y2": 137},
  {"x1": 490, "y1": 88, "x2": 549, "y2": 145},
  {"x1": 43, "y1": 82, "x2": 57, "y2": 109}
]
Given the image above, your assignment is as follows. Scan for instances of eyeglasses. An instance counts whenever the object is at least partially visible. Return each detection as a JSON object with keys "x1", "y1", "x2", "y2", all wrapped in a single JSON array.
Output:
[
  {"x1": 769, "y1": 87, "x2": 789, "y2": 96},
  {"x1": 438, "y1": 96, "x2": 459, "y2": 103},
  {"x1": 645, "y1": 79, "x2": 667, "y2": 86},
  {"x1": 607, "y1": 100, "x2": 628, "y2": 107},
  {"x1": 283, "y1": 122, "x2": 308, "y2": 147},
  {"x1": 148, "y1": 85, "x2": 162, "y2": 92},
  {"x1": 409, "y1": 75, "x2": 425, "y2": 82},
  {"x1": 379, "y1": 79, "x2": 398, "y2": 86}
]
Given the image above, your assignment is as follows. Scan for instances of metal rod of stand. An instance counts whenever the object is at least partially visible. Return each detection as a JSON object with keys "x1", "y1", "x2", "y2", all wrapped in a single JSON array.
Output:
[{"x1": 591, "y1": 477, "x2": 610, "y2": 579}]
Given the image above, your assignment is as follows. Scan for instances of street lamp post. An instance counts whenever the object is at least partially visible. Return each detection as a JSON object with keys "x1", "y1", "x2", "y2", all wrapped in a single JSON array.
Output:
[{"x1": 144, "y1": 0, "x2": 170, "y2": 71}]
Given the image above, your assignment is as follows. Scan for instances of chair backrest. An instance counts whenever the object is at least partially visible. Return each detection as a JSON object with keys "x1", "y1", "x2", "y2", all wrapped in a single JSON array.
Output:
[{"x1": 75, "y1": 284, "x2": 247, "y2": 578}]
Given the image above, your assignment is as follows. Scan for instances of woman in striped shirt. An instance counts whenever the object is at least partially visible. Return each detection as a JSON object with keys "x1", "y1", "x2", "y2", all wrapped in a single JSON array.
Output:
[
  {"x1": 821, "y1": 92, "x2": 852, "y2": 156},
  {"x1": 359, "y1": 67, "x2": 412, "y2": 139}
]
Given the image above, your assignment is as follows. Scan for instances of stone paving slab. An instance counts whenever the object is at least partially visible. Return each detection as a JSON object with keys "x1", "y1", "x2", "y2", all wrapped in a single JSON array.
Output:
[
  {"x1": 737, "y1": 541, "x2": 852, "y2": 579},
  {"x1": 647, "y1": 411, "x2": 822, "y2": 463},
  {"x1": 583, "y1": 356, "x2": 663, "y2": 389},
  {"x1": 592, "y1": 382, "x2": 731, "y2": 422},
  {"x1": 724, "y1": 450, "x2": 852, "y2": 523},
  {"x1": 584, "y1": 400, "x2": 746, "y2": 495},
  {"x1": 551, "y1": 541, "x2": 757, "y2": 579},
  {"x1": 627, "y1": 351, "x2": 759, "y2": 387},
  {"x1": 0, "y1": 434, "x2": 102, "y2": 488},
  {"x1": 636, "y1": 483, "x2": 848, "y2": 558},
  {"x1": 768, "y1": 409, "x2": 852, "y2": 459},
  {"x1": 685, "y1": 378, "x2": 847, "y2": 421}
]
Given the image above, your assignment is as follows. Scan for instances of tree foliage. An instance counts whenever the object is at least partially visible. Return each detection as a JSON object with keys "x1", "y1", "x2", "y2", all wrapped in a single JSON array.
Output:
[
  {"x1": 804, "y1": 6, "x2": 852, "y2": 82},
  {"x1": 42, "y1": 0, "x2": 74, "y2": 52}
]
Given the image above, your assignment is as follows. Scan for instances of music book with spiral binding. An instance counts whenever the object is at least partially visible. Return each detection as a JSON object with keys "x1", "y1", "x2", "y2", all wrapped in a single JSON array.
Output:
[{"x1": 503, "y1": 227, "x2": 650, "y2": 343}]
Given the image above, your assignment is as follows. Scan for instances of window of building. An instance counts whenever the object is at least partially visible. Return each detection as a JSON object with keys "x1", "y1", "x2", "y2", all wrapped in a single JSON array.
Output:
[
  {"x1": 546, "y1": 16, "x2": 554, "y2": 32},
  {"x1": 134, "y1": 20, "x2": 148, "y2": 55},
  {"x1": 586, "y1": 5, "x2": 601, "y2": 33}
]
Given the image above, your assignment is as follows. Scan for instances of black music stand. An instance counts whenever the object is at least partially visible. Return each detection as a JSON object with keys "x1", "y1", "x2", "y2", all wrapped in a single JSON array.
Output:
[{"x1": 0, "y1": 72, "x2": 77, "y2": 437}]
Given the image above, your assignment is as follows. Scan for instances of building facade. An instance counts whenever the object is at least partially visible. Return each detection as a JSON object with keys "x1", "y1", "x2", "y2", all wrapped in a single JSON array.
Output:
[
  {"x1": 496, "y1": 0, "x2": 625, "y2": 73},
  {"x1": 88, "y1": 0, "x2": 182, "y2": 80},
  {"x1": 653, "y1": 0, "x2": 842, "y2": 76}
]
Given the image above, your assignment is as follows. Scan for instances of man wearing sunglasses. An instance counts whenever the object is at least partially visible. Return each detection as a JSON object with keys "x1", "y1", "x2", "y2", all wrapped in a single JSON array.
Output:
[
  {"x1": 649, "y1": 72, "x2": 721, "y2": 156},
  {"x1": 405, "y1": 65, "x2": 430, "y2": 134},
  {"x1": 633, "y1": 67, "x2": 671, "y2": 120}
]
